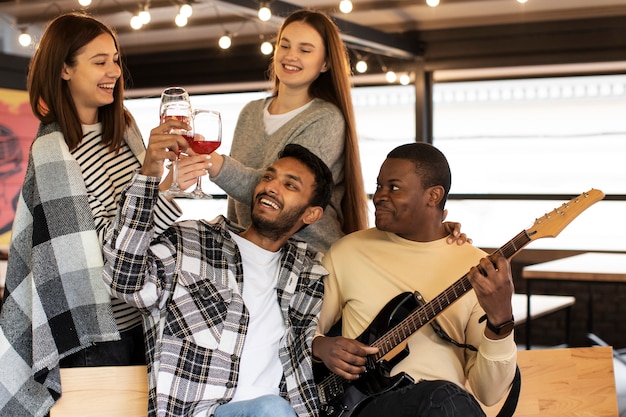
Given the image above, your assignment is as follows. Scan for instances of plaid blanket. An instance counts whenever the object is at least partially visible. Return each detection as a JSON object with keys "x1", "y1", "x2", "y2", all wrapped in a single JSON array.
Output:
[{"x1": 0, "y1": 122, "x2": 145, "y2": 417}]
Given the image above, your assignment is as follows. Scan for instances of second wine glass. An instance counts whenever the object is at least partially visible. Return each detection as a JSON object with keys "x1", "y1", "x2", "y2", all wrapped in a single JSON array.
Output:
[{"x1": 186, "y1": 109, "x2": 222, "y2": 199}]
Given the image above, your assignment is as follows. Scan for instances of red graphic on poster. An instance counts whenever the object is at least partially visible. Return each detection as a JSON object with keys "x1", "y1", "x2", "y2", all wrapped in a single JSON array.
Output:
[{"x1": 0, "y1": 89, "x2": 39, "y2": 246}]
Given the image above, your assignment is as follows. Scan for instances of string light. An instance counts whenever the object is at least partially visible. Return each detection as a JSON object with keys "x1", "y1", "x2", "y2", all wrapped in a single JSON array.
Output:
[
  {"x1": 385, "y1": 70, "x2": 397, "y2": 83},
  {"x1": 130, "y1": 14, "x2": 143, "y2": 30},
  {"x1": 175, "y1": 4, "x2": 192, "y2": 27},
  {"x1": 18, "y1": 28, "x2": 32, "y2": 47},
  {"x1": 426, "y1": 0, "x2": 440, "y2": 7},
  {"x1": 77, "y1": 0, "x2": 92, "y2": 6},
  {"x1": 175, "y1": 13, "x2": 188, "y2": 27},
  {"x1": 355, "y1": 59, "x2": 367, "y2": 74},
  {"x1": 138, "y1": 5, "x2": 151, "y2": 25},
  {"x1": 260, "y1": 40, "x2": 273, "y2": 55},
  {"x1": 179, "y1": 4, "x2": 193, "y2": 18},
  {"x1": 339, "y1": 0, "x2": 353, "y2": 14},
  {"x1": 258, "y1": 3, "x2": 272, "y2": 22},
  {"x1": 219, "y1": 33, "x2": 232, "y2": 49},
  {"x1": 399, "y1": 73, "x2": 411, "y2": 85}
]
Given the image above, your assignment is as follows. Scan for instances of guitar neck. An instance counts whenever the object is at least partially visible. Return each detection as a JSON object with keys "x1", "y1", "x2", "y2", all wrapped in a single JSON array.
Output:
[{"x1": 372, "y1": 229, "x2": 532, "y2": 359}]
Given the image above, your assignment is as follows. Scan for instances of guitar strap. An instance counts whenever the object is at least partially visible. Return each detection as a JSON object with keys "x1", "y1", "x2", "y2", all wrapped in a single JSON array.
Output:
[{"x1": 429, "y1": 319, "x2": 521, "y2": 417}]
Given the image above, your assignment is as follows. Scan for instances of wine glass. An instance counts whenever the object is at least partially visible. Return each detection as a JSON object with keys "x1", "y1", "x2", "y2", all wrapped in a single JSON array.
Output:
[
  {"x1": 186, "y1": 109, "x2": 222, "y2": 199},
  {"x1": 160, "y1": 87, "x2": 192, "y2": 198}
]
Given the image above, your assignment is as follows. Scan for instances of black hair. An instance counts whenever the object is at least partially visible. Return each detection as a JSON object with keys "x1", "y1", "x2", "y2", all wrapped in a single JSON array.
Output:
[
  {"x1": 387, "y1": 142, "x2": 452, "y2": 210},
  {"x1": 278, "y1": 144, "x2": 334, "y2": 209}
]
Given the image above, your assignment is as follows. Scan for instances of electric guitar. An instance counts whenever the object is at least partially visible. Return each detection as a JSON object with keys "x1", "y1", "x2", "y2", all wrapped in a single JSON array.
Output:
[{"x1": 315, "y1": 189, "x2": 605, "y2": 417}]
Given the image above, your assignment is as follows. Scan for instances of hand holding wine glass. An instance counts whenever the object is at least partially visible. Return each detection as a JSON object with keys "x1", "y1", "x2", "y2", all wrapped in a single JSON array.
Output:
[{"x1": 186, "y1": 109, "x2": 222, "y2": 199}]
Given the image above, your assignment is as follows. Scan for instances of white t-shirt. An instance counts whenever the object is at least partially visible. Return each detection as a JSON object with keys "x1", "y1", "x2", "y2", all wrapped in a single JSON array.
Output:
[
  {"x1": 264, "y1": 98, "x2": 313, "y2": 135},
  {"x1": 229, "y1": 232, "x2": 285, "y2": 402}
]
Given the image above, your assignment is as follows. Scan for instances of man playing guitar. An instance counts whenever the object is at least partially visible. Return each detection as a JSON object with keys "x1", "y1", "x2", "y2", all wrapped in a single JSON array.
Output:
[{"x1": 313, "y1": 142, "x2": 516, "y2": 417}]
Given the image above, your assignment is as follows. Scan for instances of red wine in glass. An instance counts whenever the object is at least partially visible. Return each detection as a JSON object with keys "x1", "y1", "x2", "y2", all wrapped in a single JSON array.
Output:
[
  {"x1": 186, "y1": 138, "x2": 221, "y2": 154},
  {"x1": 159, "y1": 89, "x2": 192, "y2": 197},
  {"x1": 187, "y1": 109, "x2": 222, "y2": 199}
]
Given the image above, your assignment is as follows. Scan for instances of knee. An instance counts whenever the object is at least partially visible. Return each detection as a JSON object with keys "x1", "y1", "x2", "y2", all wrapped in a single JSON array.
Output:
[
  {"x1": 253, "y1": 395, "x2": 295, "y2": 417},
  {"x1": 427, "y1": 381, "x2": 485, "y2": 417}
]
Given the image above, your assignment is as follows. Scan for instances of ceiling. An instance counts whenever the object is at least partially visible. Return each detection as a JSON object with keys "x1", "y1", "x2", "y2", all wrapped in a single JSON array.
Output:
[{"x1": 2, "y1": 0, "x2": 626, "y2": 95}]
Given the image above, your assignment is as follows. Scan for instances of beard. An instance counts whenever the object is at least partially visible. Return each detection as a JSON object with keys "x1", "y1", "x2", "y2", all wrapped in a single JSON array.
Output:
[{"x1": 251, "y1": 202, "x2": 308, "y2": 241}]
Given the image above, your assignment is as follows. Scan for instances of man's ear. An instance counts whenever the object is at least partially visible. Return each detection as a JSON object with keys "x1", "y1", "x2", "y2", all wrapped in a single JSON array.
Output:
[
  {"x1": 428, "y1": 185, "x2": 445, "y2": 207},
  {"x1": 61, "y1": 63, "x2": 72, "y2": 81},
  {"x1": 302, "y1": 206, "x2": 324, "y2": 225}
]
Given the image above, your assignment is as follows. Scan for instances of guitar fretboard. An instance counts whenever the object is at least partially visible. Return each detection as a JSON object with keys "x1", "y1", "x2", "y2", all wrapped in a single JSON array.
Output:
[{"x1": 372, "y1": 229, "x2": 532, "y2": 360}]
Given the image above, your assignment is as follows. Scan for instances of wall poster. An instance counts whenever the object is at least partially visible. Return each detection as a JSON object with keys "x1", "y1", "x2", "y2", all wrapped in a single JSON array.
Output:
[{"x1": 0, "y1": 88, "x2": 38, "y2": 247}]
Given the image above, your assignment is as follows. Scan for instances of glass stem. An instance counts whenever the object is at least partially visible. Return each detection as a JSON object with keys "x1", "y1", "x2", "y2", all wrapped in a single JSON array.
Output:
[{"x1": 170, "y1": 158, "x2": 182, "y2": 191}]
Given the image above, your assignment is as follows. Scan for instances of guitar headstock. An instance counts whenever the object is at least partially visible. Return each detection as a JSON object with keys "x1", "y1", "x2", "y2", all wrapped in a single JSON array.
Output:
[{"x1": 526, "y1": 189, "x2": 605, "y2": 241}]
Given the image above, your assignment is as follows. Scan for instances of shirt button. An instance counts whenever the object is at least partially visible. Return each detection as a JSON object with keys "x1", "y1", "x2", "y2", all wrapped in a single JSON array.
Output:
[
  {"x1": 199, "y1": 287, "x2": 211, "y2": 299},
  {"x1": 226, "y1": 382, "x2": 234, "y2": 388},
  {"x1": 239, "y1": 316, "x2": 246, "y2": 325},
  {"x1": 302, "y1": 278, "x2": 310, "y2": 286},
  {"x1": 231, "y1": 354, "x2": 238, "y2": 361}
]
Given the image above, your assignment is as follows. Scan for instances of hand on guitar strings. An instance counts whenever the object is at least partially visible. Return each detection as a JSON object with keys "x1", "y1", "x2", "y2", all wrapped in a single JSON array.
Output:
[{"x1": 312, "y1": 335, "x2": 379, "y2": 381}]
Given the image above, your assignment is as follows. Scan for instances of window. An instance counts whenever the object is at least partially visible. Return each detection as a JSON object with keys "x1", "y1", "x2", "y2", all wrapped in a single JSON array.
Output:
[
  {"x1": 432, "y1": 75, "x2": 626, "y2": 250},
  {"x1": 125, "y1": 75, "x2": 624, "y2": 251}
]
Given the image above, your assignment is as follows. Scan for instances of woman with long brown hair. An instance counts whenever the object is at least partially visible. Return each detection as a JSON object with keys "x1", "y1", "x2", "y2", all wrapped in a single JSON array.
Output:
[
  {"x1": 208, "y1": 9, "x2": 368, "y2": 253},
  {"x1": 0, "y1": 12, "x2": 200, "y2": 416}
]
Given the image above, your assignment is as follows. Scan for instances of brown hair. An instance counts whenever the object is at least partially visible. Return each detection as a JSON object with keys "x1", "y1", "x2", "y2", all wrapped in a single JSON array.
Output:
[
  {"x1": 268, "y1": 9, "x2": 368, "y2": 234},
  {"x1": 27, "y1": 12, "x2": 133, "y2": 151}
]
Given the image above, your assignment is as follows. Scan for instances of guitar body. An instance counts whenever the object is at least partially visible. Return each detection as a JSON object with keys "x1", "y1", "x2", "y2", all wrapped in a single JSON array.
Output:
[{"x1": 316, "y1": 292, "x2": 419, "y2": 417}]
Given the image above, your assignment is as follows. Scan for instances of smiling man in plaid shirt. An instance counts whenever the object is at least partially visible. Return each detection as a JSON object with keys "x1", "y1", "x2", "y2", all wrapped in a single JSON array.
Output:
[{"x1": 103, "y1": 144, "x2": 333, "y2": 417}]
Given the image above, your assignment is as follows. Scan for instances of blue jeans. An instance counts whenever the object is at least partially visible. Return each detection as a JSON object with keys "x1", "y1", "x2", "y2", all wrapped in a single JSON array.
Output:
[
  {"x1": 214, "y1": 395, "x2": 296, "y2": 417},
  {"x1": 355, "y1": 380, "x2": 486, "y2": 417}
]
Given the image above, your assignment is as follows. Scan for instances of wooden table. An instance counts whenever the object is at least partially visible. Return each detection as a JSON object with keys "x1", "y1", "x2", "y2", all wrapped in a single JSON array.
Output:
[
  {"x1": 480, "y1": 346, "x2": 619, "y2": 417},
  {"x1": 522, "y1": 252, "x2": 626, "y2": 350}
]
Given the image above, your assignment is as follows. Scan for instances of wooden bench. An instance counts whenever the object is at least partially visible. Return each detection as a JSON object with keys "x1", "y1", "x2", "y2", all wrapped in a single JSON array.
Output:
[
  {"x1": 481, "y1": 346, "x2": 619, "y2": 417},
  {"x1": 49, "y1": 365, "x2": 149, "y2": 417},
  {"x1": 50, "y1": 347, "x2": 617, "y2": 417}
]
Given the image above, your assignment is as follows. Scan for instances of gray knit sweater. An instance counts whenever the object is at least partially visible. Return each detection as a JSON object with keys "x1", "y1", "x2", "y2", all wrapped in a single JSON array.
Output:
[{"x1": 212, "y1": 97, "x2": 345, "y2": 253}]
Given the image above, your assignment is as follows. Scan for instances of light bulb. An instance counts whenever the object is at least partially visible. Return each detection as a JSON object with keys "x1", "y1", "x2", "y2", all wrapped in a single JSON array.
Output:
[
  {"x1": 355, "y1": 60, "x2": 367, "y2": 73},
  {"x1": 260, "y1": 41, "x2": 273, "y2": 55},
  {"x1": 175, "y1": 14, "x2": 188, "y2": 27},
  {"x1": 78, "y1": 0, "x2": 92, "y2": 6},
  {"x1": 139, "y1": 9, "x2": 151, "y2": 25},
  {"x1": 426, "y1": 0, "x2": 440, "y2": 7},
  {"x1": 400, "y1": 74, "x2": 411, "y2": 85},
  {"x1": 339, "y1": 0, "x2": 353, "y2": 14},
  {"x1": 180, "y1": 4, "x2": 193, "y2": 18},
  {"x1": 18, "y1": 31, "x2": 32, "y2": 47},
  {"x1": 517, "y1": 0, "x2": 528, "y2": 3},
  {"x1": 130, "y1": 15, "x2": 143, "y2": 30},
  {"x1": 258, "y1": 5, "x2": 272, "y2": 22},
  {"x1": 219, "y1": 34, "x2": 232, "y2": 49},
  {"x1": 385, "y1": 70, "x2": 397, "y2": 83}
]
